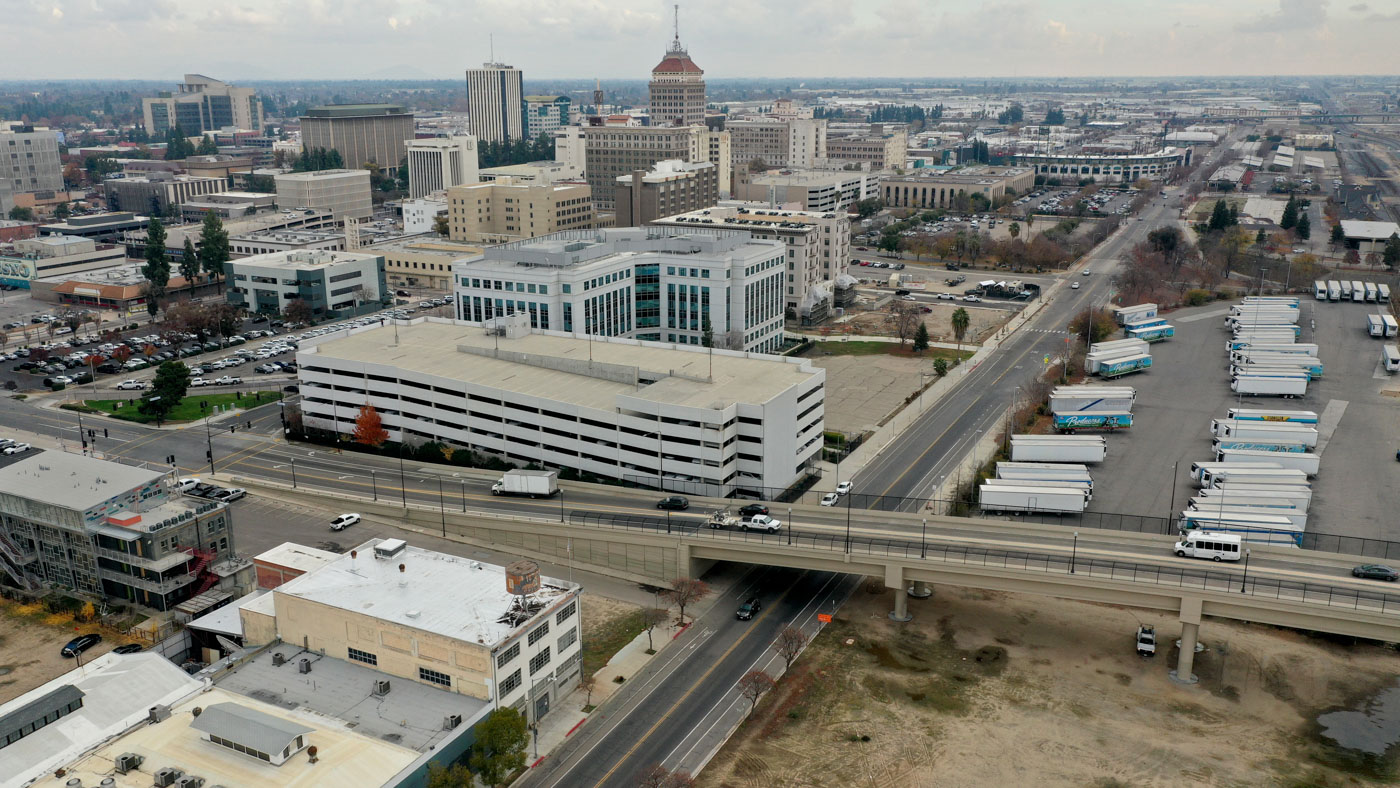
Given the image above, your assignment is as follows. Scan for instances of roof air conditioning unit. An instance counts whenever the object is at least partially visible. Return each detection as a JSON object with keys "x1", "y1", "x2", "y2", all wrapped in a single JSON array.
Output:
[
  {"x1": 272, "y1": 652, "x2": 286, "y2": 666},
  {"x1": 114, "y1": 753, "x2": 144, "y2": 774},
  {"x1": 174, "y1": 777, "x2": 205, "y2": 788},
  {"x1": 298, "y1": 658, "x2": 311, "y2": 674},
  {"x1": 373, "y1": 679, "x2": 391, "y2": 696},
  {"x1": 443, "y1": 713, "x2": 462, "y2": 730},
  {"x1": 153, "y1": 768, "x2": 183, "y2": 788},
  {"x1": 147, "y1": 704, "x2": 171, "y2": 724}
]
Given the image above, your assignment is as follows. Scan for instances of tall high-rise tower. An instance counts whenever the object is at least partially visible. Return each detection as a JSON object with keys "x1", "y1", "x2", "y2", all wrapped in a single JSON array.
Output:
[
  {"x1": 648, "y1": 5, "x2": 706, "y2": 127},
  {"x1": 466, "y1": 62, "x2": 525, "y2": 143}
]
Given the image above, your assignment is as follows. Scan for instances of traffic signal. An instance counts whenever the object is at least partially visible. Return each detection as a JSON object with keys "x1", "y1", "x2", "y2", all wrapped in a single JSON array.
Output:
[{"x1": 166, "y1": 454, "x2": 176, "y2": 464}]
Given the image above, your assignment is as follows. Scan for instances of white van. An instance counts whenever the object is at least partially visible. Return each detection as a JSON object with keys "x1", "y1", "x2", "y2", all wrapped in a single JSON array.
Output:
[{"x1": 1173, "y1": 532, "x2": 1242, "y2": 562}]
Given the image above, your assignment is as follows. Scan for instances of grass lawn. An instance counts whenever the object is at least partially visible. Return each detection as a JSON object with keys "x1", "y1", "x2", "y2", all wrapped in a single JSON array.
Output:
[
  {"x1": 71, "y1": 390, "x2": 281, "y2": 424},
  {"x1": 581, "y1": 606, "x2": 647, "y2": 678},
  {"x1": 805, "y1": 340, "x2": 974, "y2": 360}
]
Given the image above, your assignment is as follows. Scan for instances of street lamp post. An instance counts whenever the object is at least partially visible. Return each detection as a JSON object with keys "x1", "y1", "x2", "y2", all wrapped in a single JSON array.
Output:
[
  {"x1": 398, "y1": 445, "x2": 408, "y2": 507},
  {"x1": 1240, "y1": 548, "x2": 1252, "y2": 593},
  {"x1": 437, "y1": 476, "x2": 446, "y2": 537},
  {"x1": 370, "y1": 470, "x2": 377, "y2": 501},
  {"x1": 787, "y1": 507, "x2": 793, "y2": 546},
  {"x1": 920, "y1": 517, "x2": 927, "y2": 559},
  {"x1": 1257, "y1": 267, "x2": 1269, "y2": 297},
  {"x1": 289, "y1": 457, "x2": 297, "y2": 489},
  {"x1": 1166, "y1": 460, "x2": 1179, "y2": 533},
  {"x1": 844, "y1": 490, "x2": 852, "y2": 553},
  {"x1": 1070, "y1": 531, "x2": 1079, "y2": 574}
]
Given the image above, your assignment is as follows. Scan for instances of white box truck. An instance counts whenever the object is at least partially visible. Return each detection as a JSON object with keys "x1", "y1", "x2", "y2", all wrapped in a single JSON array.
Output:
[
  {"x1": 1230, "y1": 375, "x2": 1307, "y2": 397},
  {"x1": 1088, "y1": 339, "x2": 1149, "y2": 356},
  {"x1": 1188, "y1": 460, "x2": 1283, "y2": 481},
  {"x1": 1365, "y1": 282, "x2": 1379, "y2": 302},
  {"x1": 1207, "y1": 483, "x2": 1313, "y2": 507},
  {"x1": 1050, "y1": 386, "x2": 1137, "y2": 413},
  {"x1": 491, "y1": 469, "x2": 560, "y2": 497},
  {"x1": 1186, "y1": 503, "x2": 1307, "y2": 528},
  {"x1": 981, "y1": 478, "x2": 1093, "y2": 502},
  {"x1": 1368, "y1": 314, "x2": 1386, "y2": 337},
  {"x1": 1225, "y1": 408, "x2": 1318, "y2": 424},
  {"x1": 1112, "y1": 303, "x2": 1157, "y2": 326},
  {"x1": 1352, "y1": 281, "x2": 1366, "y2": 302},
  {"x1": 1382, "y1": 314, "x2": 1399, "y2": 338},
  {"x1": 1210, "y1": 420, "x2": 1319, "y2": 446},
  {"x1": 1176, "y1": 511, "x2": 1303, "y2": 546},
  {"x1": 978, "y1": 484, "x2": 1087, "y2": 515},
  {"x1": 1339, "y1": 280, "x2": 1353, "y2": 299},
  {"x1": 1327, "y1": 280, "x2": 1341, "y2": 301},
  {"x1": 1191, "y1": 492, "x2": 1308, "y2": 513},
  {"x1": 1201, "y1": 467, "x2": 1310, "y2": 487},
  {"x1": 1215, "y1": 448, "x2": 1320, "y2": 476},
  {"x1": 1010, "y1": 436, "x2": 1107, "y2": 463}
]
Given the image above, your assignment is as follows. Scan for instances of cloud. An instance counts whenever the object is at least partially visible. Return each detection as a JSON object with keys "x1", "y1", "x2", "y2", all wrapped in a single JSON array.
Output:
[
  {"x1": 1235, "y1": 0, "x2": 1328, "y2": 33},
  {"x1": 1348, "y1": 2, "x2": 1368, "y2": 10},
  {"x1": 51, "y1": 6, "x2": 62, "y2": 18}
]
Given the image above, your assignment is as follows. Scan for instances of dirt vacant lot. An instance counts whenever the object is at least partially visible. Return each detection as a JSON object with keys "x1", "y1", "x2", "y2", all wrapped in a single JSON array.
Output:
[
  {"x1": 701, "y1": 583, "x2": 1398, "y2": 788},
  {"x1": 0, "y1": 610, "x2": 115, "y2": 703}
]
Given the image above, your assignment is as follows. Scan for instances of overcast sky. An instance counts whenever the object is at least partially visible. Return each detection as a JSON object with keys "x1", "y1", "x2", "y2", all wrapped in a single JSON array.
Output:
[{"x1": 9, "y1": 0, "x2": 1400, "y2": 81}]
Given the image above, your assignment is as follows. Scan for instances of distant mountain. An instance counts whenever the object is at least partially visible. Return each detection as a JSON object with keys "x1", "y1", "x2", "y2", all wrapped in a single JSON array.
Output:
[{"x1": 364, "y1": 64, "x2": 436, "y2": 80}]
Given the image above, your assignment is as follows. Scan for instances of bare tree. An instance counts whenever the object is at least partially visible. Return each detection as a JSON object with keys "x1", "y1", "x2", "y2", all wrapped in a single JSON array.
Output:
[
  {"x1": 772, "y1": 625, "x2": 810, "y2": 671},
  {"x1": 579, "y1": 671, "x2": 597, "y2": 709},
  {"x1": 635, "y1": 764, "x2": 697, "y2": 788},
  {"x1": 888, "y1": 300, "x2": 921, "y2": 347},
  {"x1": 641, "y1": 607, "x2": 669, "y2": 653},
  {"x1": 738, "y1": 670, "x2": 776, "y2": 712},
  {"x1": 665, "y1": 577, "x2": 711, "y2": 625}
]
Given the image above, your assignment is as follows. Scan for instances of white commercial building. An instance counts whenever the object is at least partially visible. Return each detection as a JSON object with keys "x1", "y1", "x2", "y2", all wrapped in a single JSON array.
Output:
[
  {"x1": 226, "y1": 249, "x2": 386, "y2": 317},
  {"x1": 649, "y1": 205, "x2": 851, "y2": 313},
  {"x1": 297, "y1": 318, "x2": 825, "y2": 496},
  {"x1": 402, "y1": 197, "x2": 449, "y2": 234},
  {"x1": 735, "y1": 169, "x2": 879, "y2": 213},
  {"x1": 274, "y1": 168, "x2": 373, "y2": 220},
  {"x1": 451, "y1": 227, "x2": 787, "y2": 353},
  {"x1": 405, "y1": 135, "x2": 479, "y2": 199},
  {"x1": 465, "y1": 63, "x2": 525, "y2": 143},
  {"x1": 1339, "y1": 220, "x2": 1400, "y2": 254}
]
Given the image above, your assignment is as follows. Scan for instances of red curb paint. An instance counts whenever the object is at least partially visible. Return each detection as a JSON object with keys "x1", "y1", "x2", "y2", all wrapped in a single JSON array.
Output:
[
  {"x1": 530, "y1": 757, "x2": 545, "y2": 768},
  {"x1": 566, "y1": 717, "x2": 586, "y2": 737}
]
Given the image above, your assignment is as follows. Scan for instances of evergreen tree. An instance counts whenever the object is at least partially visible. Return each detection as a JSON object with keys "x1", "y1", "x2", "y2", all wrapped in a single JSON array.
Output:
[
  {"x1": 912, "y1": 323, "x2": 930, "y2": 353},
  {"x1": 196, "y1": 135, "x2": 218, "y2": 155},
  {"x1": 1330, "y1": 223, "x2": 1345, "y2": 245},
  {"x1": 1384, "y1": 233, "x2": 1400, "y2": 270},
  {"x1": 197, "y1": 211, "x2": 230, "y2": 294},
  {"x1": 1208, "y1": 199, "x2": 1231, "y2": 232},
  {"x1": 1296, "y1": 211, "x2": 1311, "y2": 240},
  {"x1": 1280, "y1": 196, "x2": 1298, "y2": 230},
  {"x1": 143, "y1": 217, "x2": 170, "y2": 297},
  {"x1": 180, "y1": 237, "x2": 200, "y2": 284}
]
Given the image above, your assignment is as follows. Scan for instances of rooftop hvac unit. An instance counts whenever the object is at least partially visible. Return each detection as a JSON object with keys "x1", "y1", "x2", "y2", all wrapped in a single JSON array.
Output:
[
  {"x1": 174, "y1": 777, "x2": 205, "y2": 788},
  {"x1": 153, "y1": 768, "x2": 183, "y2": 788},
  {"x1": 272, "y1": 652, "x2": 286, "y2": 667},
  {"x1": 147, "y1": 704, "x2": 171, "y2": 724},
  {"x1": 100, "y1": 779, "x2": 116, "y2": 788},
  {"x1": 298, "y1": 658, "x2": 311, "y2": 674},
  {"x1": 373, "y1": 679, "x2": 391, "y2": 696},
  {"x1": 443, "y1": 713, "x2": 462, "y2": 730},
  {"x1": 114, "y1": 752, "x2": 144, "y2": 774}
]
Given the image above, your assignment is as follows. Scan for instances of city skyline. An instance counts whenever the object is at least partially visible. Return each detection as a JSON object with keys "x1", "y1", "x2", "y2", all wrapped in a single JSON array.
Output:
[{"x1": 7, "y1": 0, "x2": 1400, "y2": 81}]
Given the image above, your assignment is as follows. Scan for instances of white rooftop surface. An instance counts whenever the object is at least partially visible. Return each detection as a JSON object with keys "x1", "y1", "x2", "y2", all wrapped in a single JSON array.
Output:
[
  {"x1": 214, "y1": 645, "x2": 488, "y2": 753},
  {"x1": 1340, "y1": 220, "x2": 1400, "y2": 240},
  {"x1": 255, "y1": 541, "x2": 341, "y2": 574},
  {"x1": 3, "y1": 652, "x2": 202, "y2": 788},
  {"x1": 304, "y1": 319, "x2": 820, "y2": 411},
  {"x1": 272, "y1": 537, "x2": 574, "y2": 646},
  {"x1": 234, "y1": 249, "x2": 379, "y2": 272},
  {"x1": 30, "y1": 687, "x2": 418, "y2": 788},
  {"x1": 1242, "y1": 197, "x2": 1289, "y2": 224},
  {"x1": 186, "y1": 589, "x2": 269, "y2": 637},
  {"x1": 0, "y1": 451, "x2": 163, "y2": 511}
]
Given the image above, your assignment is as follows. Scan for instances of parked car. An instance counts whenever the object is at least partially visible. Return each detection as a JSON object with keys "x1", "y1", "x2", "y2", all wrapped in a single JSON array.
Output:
[
  {"x1": 61, "y1": 633, "x2": 102, "y2": 657},
  {"x1": 1352, "y1": 564, "x2": 1399, "y2": 581},
  {"x1": 190, "y1": 378, "x2": 207, "y2": 387},
  {"x1": 2, "y1": 443, "x2": 32, "y2": 455},
  {"x1": 115, "y1": 379, "x2": 145, "y2": 391},
  {"x1": 738, "y1": 503, "x2": 770, "y2": 517},
  {"x1": 736, "y1": 597, "x2": 761, "y2": 621},
  {"x1": 329, "y1": 513, "x2": 361, "y2": 531},
  {"x1": 963, "y1": 295, "x2": 981, "y2": 303},
  {"x1": 174, "y1": 477, "x2": 201, "y2": 492},
  {"x1": 1135, "y1": 625, "x2": 1156, "y2": 657},
  {"x1": 113, "y1": 643, "x2": 144, "y2": 654},
  {"x1": 820, "y1": 492, "x2": 840, "y2": 506},
  {"x1": 213, "y1": 375, "x2": 242, "y2": 386},
  {"x1": 656, "y1": 496, "x2": 690, "y2": 511},
  {"x1": 213, "y1": 487, "x2": 247, "y2": 502}
]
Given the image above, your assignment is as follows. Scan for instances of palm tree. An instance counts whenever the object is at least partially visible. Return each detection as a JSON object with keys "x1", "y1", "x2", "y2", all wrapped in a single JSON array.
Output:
[
  {"x1": 1008, "y1": 222, "x2": 1021, "y2": 240},
  {"x1": 951, "y1": 307, "x2": 970, "y2": 351}
]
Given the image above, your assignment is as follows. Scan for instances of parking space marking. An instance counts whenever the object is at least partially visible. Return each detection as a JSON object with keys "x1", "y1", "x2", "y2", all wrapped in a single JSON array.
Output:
[{"x1": 1314, "y1": 399, "x2": 1349, "y2": 455}]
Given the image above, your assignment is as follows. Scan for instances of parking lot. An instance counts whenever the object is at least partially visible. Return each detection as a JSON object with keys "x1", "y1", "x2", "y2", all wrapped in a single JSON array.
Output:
[
  {"x1": 1018, "y1": 186, "x2": 1140, "y2": 218},
  {"x1": 1084, "y1": 295, "x2": 1400, "y2": 542}
]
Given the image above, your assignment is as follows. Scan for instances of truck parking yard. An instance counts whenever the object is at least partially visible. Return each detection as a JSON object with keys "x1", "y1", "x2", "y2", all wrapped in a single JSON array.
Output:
[{"x1": 1082, "y1": 296, "x2": 1400, "y2": 542}]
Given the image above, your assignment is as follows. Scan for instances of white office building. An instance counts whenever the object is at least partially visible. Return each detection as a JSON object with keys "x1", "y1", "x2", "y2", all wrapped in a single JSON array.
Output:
[
  {"x1": 226, "y1": 249, "x2": 386, "y2": 317},
  {"x1": 405, "y1": 135, "x2": 479, "y2": 199},
  {"x1": 465, "y1": 63, "x2": 525, "y2": 143},
  {"x1": 650, "y1": 205, "x2": 851, "y2": 313},
  {"x1": 274, "y1": 169, "x2": 373, "y2": 220},
  {"x1": 451, "y1": 227, "x2": 787, "y2": 353},
  {"x1": 296, "y1": 318, "x2": 825, "y2": 496}
]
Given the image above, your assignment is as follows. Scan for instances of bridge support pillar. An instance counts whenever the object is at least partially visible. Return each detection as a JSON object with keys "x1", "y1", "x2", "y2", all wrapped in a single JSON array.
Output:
[
  {"x1": 908, "y1": 581, "x2": 932, "y2": 599},
  {"x1": 888, "y1": 587, "x2": 912, "y2": 623},
  {"x1": 1169, "y1": 596, "x2": 1203, "y2": 685}
]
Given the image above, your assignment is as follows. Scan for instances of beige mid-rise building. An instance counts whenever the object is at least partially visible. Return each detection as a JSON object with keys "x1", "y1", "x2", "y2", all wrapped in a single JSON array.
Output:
[
  {"x1": 614, "y1": 159, "x2": 718, "y2": 227},
  {"x1": 825, "y1": 125, "x2": 908, "y2": 170},
  {"x1": 274, "y1": 169, "x2": 373, "y2": 220},
  {"x1": 583, "y1": 125, "x2": 730, "y2": 210},
  {"x1": 728, "y1": 117, "x2": 827, "y2": 172},
  {"x1": 142, "y1": 74, "x2": 263, "y2": 135},
  {"x1": 300, "y1": 104, "x2": 414, "y2": 176},
  {"x1": 880, "y1": 166, "x2": 1036, "y2": 210},
  {"x1": 447, "y1": 178, "x2": 594, "y2": 244},
  {"x1": 650, "y1": 205, "x2": 850, "y2": 313}
]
